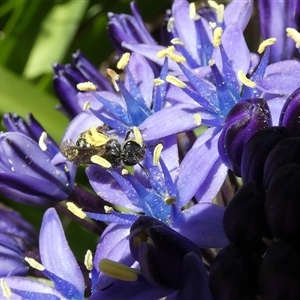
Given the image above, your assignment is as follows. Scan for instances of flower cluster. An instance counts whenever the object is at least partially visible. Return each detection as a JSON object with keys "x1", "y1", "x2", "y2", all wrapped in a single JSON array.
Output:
[{"x1": 1, "y1": 0, "x2": 300, "y2": 299}]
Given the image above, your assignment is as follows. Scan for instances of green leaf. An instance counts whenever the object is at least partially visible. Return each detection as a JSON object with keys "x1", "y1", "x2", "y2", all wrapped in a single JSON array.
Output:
[
  {"x1": 0, "y1": 66, "x2": 68, "y2": 143},
  {"x1": 23, "y1": 0, "x2": 89, "y2": 78}
]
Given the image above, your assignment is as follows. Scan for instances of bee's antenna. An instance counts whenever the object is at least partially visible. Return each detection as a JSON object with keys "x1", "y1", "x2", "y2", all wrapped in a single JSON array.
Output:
[{"x1": 138, "y1": 163, "x2": 149, "y2": 178}]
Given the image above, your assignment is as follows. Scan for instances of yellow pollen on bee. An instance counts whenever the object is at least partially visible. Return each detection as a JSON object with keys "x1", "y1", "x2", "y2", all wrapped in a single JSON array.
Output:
[
  {"x1": 213, "y1": 27, "x2": 223, "y2": 47},
  {"x1": 153, "y1": 78, "x2": 165, "y2": 85},
  {"x1": 99, "y1": 258, "x2": 141, "y2": 282},
  {"x1": 25, "y1": 257, "x2": 45, "y2": 271},
  {"x1": 258, "y1": 38, "x2": 277, "y2": 54},
  {"x1": 86, "y1": 127, "x2": 109, "y2": 146},
  {"x1": 286, "y1": 28, "x2": 300, "y2": 48},
  {"x1": 153, "y1": 143, "x2": 164, "y2": 166},
  {"x1": 0, "y1": 279, "x2": 12, "y2": 299},
  {"x1": 133, "y1": 126, "x2": 143, "y2": 146},
  {"x1": 84, "y1": 250, "x2": 93, "y2": 271},
  {"x1": 167, "y1": 17, "x2": 175, "y2": 32},
  {"x1": 170, "y1": 38, "x2": 184, "y2": 45},
  {"x1": 38, "y1": 132, "x2": 47, "y2": 151},
  {"x1": 76, "y1": 81, "x2": 97, "y2": 91},
  {"x1": 237, "y1": 70, "x2": 257, "y2": 88},
  {"x1": 66, "y1": 202, "x2": 87, "y2": 219},
  {"x1": 82, "y1": 101, "x2": 91, "y2": 110},
  {"x1": 166, "y1": 75, "x2": 186, "y2": 88},
  {"x1": 157, "y1": 46, "x2": 186, "y2": 63},
  {"x1": 194, "y1": 113, "x2": 202, "y2": 126},
  {"x1": 117, "y1": 52, "x2": 131, "y2": 69}
]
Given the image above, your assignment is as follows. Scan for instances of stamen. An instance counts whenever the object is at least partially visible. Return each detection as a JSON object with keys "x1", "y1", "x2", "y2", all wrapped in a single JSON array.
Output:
[
  {"x1": 104, "y1": 205, "x2": 113, "y2": 213},
  {"x1": 213, "y1": 27, "x2": 223, "y2": 47},
  {"x1": 0, "y1": 279, "x2": 12, "y2": 299},
  {"x1": 194, "y1": 113, "x2": 201, "y2": 126},
  {"x1": 153, "y1": 143, "x2": 164, "y2": 166},
  {"x1": 167, "y1": 17, "x2": 175, "y2": 32},
  {"x1": 25, "y1": 257, "x2": 45, "y2": 271},
  {"x1": 91, "y1": 155, "x2": 112, "y2": 168},
  {"x1": 77, "y1": 81, "x2": 97, "y2": 91},
  {"x1": 66, "y1": 202, "x2": 87, "y2": 219},
  {"x1": 170, "y1": 38, "x2": 184, "y2": 45},
  {"x1": 208, "y1": 0, "x2": 219, "y2": 10},
  {"x1": 84, "y1": 250, "x2": 93, "y2": 271},
  {"x1": 107, "y1": 68, "x2": 120, "y2": 92},
  {"x1": 157, "y1": 46, "x2": 186, "y2": 63},
  {"x1": 121, "y1": 168, "x2": 129, "y2": 175},
  {"x1": 164, "y1": 197, "x2": 176, "y2": 205},
  {"x1": 258, "y1": 38, "x2": 277, "y2": 54},
  {"x1": 237, "y1": 70, "x2": 256, "y2": 88},
  {"x1": 208, "y1": 59, "x2": 215, "y2": 67},
  {"x1": 286, "y1": 28, "x2": 300, "y2": 48},
  {"x1": 117, "y1": 52, "x2": 131, "y2": 69},
  {"x1": 166, "y1": 75, "x2": 186, "y2": 88},
  {"x1": 209, "y1": 22, "x2": 217, "y2": 29},
  {"x1": 82, "y1": 101, "x2": 91, "y2": 110},
  {"x1": 133, "y1": 126, "x2": 143, "y2": 146},
  {"x1": 99, "y1": 258, "x2": 140, "y2": 282},
  {"x1": 38, "y1": 132, "x2": 47, "y2": 151},
  {"x1": 189, "y1": 2, "x2": 200, "y2": 20},
  {"x1": 153, "y1": 78, "x2": 165, "y2": 85},
  {"x1": 216, "y1": 4, "x2": 224, "y2": 23}
]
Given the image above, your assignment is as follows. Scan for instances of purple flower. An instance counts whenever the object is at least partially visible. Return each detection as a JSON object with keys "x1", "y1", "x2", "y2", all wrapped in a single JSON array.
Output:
[
  {"x1": 258, "y1": 0, "x2": 300, "y2": 62},
  {"x1": 1, "y1": 208, "x2": 85, "y2": 299},
  {"x1": 0, "y1": 114, "x2": 75, "y2": 206},
  {"x1": 0, "y1": 204, "x2": 37, "y2": 277}
]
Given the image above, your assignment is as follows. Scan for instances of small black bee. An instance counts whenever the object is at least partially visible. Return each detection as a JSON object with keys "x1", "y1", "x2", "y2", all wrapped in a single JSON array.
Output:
[{"x1": 60, "y1": 126, "x2": 146, "y2": 169}]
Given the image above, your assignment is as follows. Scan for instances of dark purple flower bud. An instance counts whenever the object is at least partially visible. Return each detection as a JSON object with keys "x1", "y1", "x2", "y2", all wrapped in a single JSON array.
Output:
[
  {"x1": 53, "y1": 51, "x2": 111, "y2": 119},
  {"x1": 209, "y1": 244, "x2": 263, "y2": 300},
  {"x1": 223, "y1": 182, "x2": 267, "y2": 246},
  {"x1": 0, "y1": 205, "x2": 37, "y2": 276},
  {"x1": 129, "y1": 216, "x2": 202, "y2": 290},
  {"x1": 263, "y1": 137, "x2": 300, "y2": 189},
  {"x1": 258, "y1": 241, "x2": 300, "y2": 299},
  {"x1": 265, "y1": 164, "x2": 300, "y2": 243},
  {"x1": 107, "y1": 2, "x2": 156, "y2": 54},
  {"x1": 241, "y1": 126, "x2": 289, "y2": 185},
  {"x1": 279, "y1": 87, "x2": 300, "y2": 137},
  {"x1": 218, "y1": 98, "x2": 272, "y2": 176}
]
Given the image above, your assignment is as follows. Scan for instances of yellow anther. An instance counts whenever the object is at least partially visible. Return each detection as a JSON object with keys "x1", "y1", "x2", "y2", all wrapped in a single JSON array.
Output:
[
  {"x1": 99, "y1": 258, "x2": 140, "y2": 282},
  {"x1": 66, "y1": 202, "x2": 87, "y2": 219},
  {"x1": 117, "y1": 52, "x2": 131, "y2": 69},
  {"x1": 194, "y1": 113, "x2": 201, "y2": 126},
  {"x1": 153, "y1": 143, "x2": 163, "y2": 166},
  {"x1": 209, "y1": 21, "x2": 217, "y2": 29},
  {"x1": 133, "y1": 127, "x2": 143, "y2": 146},
  {"x1": 121, "y1": 168, "x2": 129, "y2": 175},
  {"x1": 157, "y1": 46, "x2": 186, "y2": 63},
  {"x1": 107, "y1": 68, "x2": 120, "y2": 92},
  {"x1": 91, "y1": 155, "x2": 112, "y2": 168},
  {"x1": 84, "y1": 250, "x2": 93, "y2": 271},
  {"x1": 258, "y1": 38, "x2": 277, "y2": 54},
  {"x1": 153, "y1": 78, "x2": 165, "y2": 85},
  {"x1": 208, "y1": 0, "x2": 219, "y2": 10},
  {"x1": 164, "y1": 197, "x2": 176, "y2": 205},
  {"x1": 167, "y1": 17, "x2": 175, "y2": 32},
  {"x1": 286, "y1": 27, "x2": 300, "y2": 48},
  {"x1": 166, "y1": 75, "x2": 187, "y2": 88},
  {"x1": 104, "y1": 205, "x2": 113, "y2": 213},
  {"x1": 208, "y1": 59, "x2": 215, "y2": 67},
  {"x1": 0, "y1": 279, "x2": 12, "y2": 299},
  {"x1": 38, "y1": 132, "x2": 47, "y2": 151},
  {"x1": 216, "y1": 4, "x2": 224, "y2": 23},
  {"x1": 189, "y1": 2, "x2": 196, "y2": 19},
  {"x1": 25, "y1": 257, "x2": 45, "y2": 271},
  {"x1": 237, "y1": 70, "x2": 256, "y2": 88},
  {"x1": 82, "y1": 101, "x2": 91, "y2": 110},
  {"x1": 213, "y1": 27, "x2": 223, "y2": 47},
  {"x1": 77, "y1": 81, "x2": 97, "y2": 91},
  {"x1": 170, "y1": 38, "x2": 184, "y2": 45}
]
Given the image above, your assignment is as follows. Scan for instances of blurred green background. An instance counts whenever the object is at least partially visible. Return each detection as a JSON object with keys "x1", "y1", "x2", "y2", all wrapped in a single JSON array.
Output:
[{"x1": 0, "y1": 0, "x2": 173, "y2": 258}]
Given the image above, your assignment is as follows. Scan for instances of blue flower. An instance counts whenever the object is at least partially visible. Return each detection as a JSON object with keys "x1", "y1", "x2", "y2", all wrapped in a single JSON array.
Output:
[
  {"x1": 1, "y1": 208, "x2": 86, "y2": 299},
  {"x1": 0, "y1": 114, "x2": 75, "y2": 206}
]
